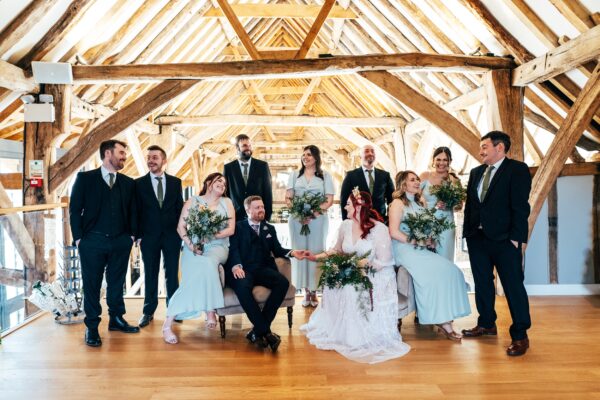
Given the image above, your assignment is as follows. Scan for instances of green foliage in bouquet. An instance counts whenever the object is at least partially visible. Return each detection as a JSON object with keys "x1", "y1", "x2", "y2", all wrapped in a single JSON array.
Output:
[
  {"x1": 288, "y1": 191, "x2": 327, "y2": 235},
  {"x1": 404, "y1": 207, "x2": 455, "y2": 251},
  {"x1": 184, "y1": 204, "x2": 230, "y2": 250},
  {"x1": 318, "y1": 251, "x2": 375, "y2": 319},
  {"x1": 429, "y1": 180, "x2": 466, "y2": 209}
]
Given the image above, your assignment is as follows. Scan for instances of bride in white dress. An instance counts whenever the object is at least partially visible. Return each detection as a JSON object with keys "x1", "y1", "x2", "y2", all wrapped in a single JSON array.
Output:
[{"x1": 301, "y1": 189, "x2": 410, "y2": 364}]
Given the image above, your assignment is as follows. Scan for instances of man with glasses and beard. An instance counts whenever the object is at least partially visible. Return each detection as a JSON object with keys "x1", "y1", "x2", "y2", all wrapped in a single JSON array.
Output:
[
  {"x1": 70, "y1": 140, "x2": 139, "y2": 347},
  {"x1": 223, "y1": 134, "x2": 273, "y2": 222}
]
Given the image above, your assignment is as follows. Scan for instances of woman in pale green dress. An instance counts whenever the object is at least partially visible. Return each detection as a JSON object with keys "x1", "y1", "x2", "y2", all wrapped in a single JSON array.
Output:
[
  {"x1": 286, "y1": 145, "x2": 334, "y2": 307},
  {"x1": 162, "y1": 173, "x2": 235, "y2": 344}
]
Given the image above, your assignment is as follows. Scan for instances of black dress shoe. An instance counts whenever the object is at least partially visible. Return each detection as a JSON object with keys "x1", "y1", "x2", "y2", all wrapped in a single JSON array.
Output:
[
  {"x1": 108, "y1": 316, "x2": 140, "y2": 333},
  {"x1": 264, "y1": 332, "x2": 281, "y2": 353},
  {"x1": 461, "y1": 325, "x2": 497, "y2": 337},
  {"x1": 85, "y1": 328, "x2": 102, "y2": 347},
  {"x1": 138, "y1": 314, "x2": 154, "y2": 328},
  {"x1": 174, "y1": 319, "x2": 183, "y2": 324},
  {"x1": 246, "y1": 329, "x2": 259, "y2": 344}
]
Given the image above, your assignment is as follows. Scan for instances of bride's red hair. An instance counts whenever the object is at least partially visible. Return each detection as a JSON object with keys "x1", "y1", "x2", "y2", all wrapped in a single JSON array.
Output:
[{"x1": 349, "y1": 190, "x2": 384, "y2": 238}]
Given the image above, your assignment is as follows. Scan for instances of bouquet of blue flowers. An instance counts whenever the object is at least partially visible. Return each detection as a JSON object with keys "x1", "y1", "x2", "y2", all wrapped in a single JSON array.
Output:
[
  {"x1": 404, "y1": 207, "x2": 455, "y2": 252},
  {"x1": 184, "y1": 204, "x2": 230, "y2": 251},
  {"x1": 289, "y1": 191, "x2": 327, "y2": 235},
  {"x1": 429, "y1": 180, "x2": 466, "y2": 210}
]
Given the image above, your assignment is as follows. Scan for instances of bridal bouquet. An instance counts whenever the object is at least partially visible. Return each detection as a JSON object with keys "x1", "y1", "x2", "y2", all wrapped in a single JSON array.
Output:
[
  {"x1": 289, "y1": 191, "x2": 327, "y2": 235},
  {"x1": 184, "y1": 204, "x2": 230, "y2": 251},
  {"x1": 28, "y1": 280, "x2": 80, "y2": 317},
  {"x1": 429, "y1": 180, "x2": 466, "y2": 210},
  {"x1": 318, "y1": 251, "x2": 375, "y2": 319},
  {"x1": 404, "y1": 208, "x2": 455, "y2": 252}
]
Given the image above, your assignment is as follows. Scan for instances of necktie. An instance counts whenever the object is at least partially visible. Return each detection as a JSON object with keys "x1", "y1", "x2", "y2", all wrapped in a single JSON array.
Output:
[
  {"x1": 156, "y1": 176, "x2": 164, "y2": 208},
  {"x1": 108, "y1": 173, "x2": 115, "y2": 188},
  {"x1": 367, "y1": 169, "x2": 374, "y2": 194},
  {"x1": 242, "y1": 162, "x2": 249, "y2": 184},
  {"x1": 480, "y1": 165, "x2": 495, "y2": 201},
  {"x1": 251, "y1": 224, "x2": 260, "y2": 235}
]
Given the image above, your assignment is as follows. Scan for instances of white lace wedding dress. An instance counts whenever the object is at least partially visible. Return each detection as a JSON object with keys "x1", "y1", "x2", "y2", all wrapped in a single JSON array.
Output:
[{"x1": 300, "y1": 220, "x2": 410, "y2": 363}]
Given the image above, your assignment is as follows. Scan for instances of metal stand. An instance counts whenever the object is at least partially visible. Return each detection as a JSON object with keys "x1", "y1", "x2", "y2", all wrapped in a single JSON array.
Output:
[{"x1": 55, "y1": 245, "x2": 84, "y2": 325}]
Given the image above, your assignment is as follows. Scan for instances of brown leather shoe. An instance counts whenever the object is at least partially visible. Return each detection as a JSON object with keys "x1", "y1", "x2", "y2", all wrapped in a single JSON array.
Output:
[
  {"x1": 461, "y1": 325, "x2": 497, "y2": 337},
  {"x1": 506, "y1": 338, "x2": 529, "y2": 356}
]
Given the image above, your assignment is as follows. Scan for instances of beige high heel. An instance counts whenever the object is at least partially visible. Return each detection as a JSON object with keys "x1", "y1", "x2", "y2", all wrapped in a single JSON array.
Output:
[{"x1": 436, "y1": 324, "x2": 462, "y2": 342}]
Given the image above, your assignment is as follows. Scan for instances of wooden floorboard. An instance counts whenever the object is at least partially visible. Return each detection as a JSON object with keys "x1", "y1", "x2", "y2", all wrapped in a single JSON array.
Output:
[{"x1": 1, "y1": 295, "x2": 600, "y2": 399}]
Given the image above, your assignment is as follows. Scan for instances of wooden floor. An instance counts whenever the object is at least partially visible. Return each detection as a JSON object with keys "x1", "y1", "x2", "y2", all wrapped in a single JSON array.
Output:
[{"x1": 1, "y1": 295, "x2": 600, "y2": 399}]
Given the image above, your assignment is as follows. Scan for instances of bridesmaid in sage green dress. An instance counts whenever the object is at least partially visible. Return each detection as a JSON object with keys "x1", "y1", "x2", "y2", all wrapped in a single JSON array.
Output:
[
  {"x1": 420, "y1": 147, "x2": 463, "y2": 262},
  {"x1": 389, "y1": 170, "x2": 470, "y2": 342},
  {"x1": 162, "y1": 172, "x2": 235, "y2": 344},
  {"x1": 286, "y1": 145, "x2": 334, "y2": 308}
]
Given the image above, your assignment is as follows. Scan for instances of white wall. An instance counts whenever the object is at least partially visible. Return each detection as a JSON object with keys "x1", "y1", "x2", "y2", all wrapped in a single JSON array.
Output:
[{"x1": 525, "y1": 175, "x2": 595, "y2": 285}]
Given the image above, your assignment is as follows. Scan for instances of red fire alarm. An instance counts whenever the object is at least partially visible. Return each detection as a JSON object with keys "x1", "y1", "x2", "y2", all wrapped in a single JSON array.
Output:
[{"x1": 30, "y1": 178, "x2": 43, "y2": 187}]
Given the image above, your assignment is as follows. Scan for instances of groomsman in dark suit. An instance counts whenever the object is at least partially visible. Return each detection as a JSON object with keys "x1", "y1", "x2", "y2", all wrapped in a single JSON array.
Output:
[
  {"x1": 223, "y1": 134, "x2": 273, "y2": 221},
  {"x1": 340, "y1": 145, "x2": 394, "y2": 220},
  {"x1": 70, "y1": 140, "x2": 139, "y2": 347},
  {"x1": 135, "y1": 145, "x2": 183, "y2": 328},
  {"x1": 225, "y1": 195, "x2": 308, "y2": 352},
  {"x1": 462, "y1": 131, "x2": 532, "y2": 356}
]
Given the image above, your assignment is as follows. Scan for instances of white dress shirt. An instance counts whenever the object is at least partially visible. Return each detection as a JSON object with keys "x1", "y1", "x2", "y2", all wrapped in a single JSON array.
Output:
[
  {"x1": 361, "y1": 165, "x2": 375, "y2": 185},
  {"x1": 100, "y1": 165, "x2": 116, "y2": 187},
  {"x1": 477, "y1": 157, "x2": 505, "y2": 199},
  {"x1": 150, "y1": 172, "x2": 166, "y2": 199}
]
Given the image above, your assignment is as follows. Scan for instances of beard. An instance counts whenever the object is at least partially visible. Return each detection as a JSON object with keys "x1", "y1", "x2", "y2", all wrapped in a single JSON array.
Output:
[{"x1": 239, "y1": 150, "x2": 252, "y2": 161}]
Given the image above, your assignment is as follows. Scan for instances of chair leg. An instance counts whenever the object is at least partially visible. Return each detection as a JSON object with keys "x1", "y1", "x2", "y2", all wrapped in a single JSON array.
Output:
[
  {"x1": 287, "y1": 306, "x2": 293, "y2": 328},
  {"x1": 397, "y1": 318, "x2": 403, "y2": 333},
  {"x1": 218, "y1": 315, "x2": 226, "y2": 338}
]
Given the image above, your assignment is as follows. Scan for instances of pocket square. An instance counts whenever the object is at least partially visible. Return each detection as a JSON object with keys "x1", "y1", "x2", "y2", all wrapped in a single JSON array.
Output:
[{"x1": 265, "y1": 234, "x2": 272, "y2": 238}]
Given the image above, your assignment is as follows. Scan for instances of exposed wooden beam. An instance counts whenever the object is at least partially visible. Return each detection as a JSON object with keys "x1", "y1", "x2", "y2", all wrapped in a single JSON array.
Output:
[
  {"x1": 529, "y1": 161, "x2": 600, "y2": 177},
  {"x1": 0, "y1": 60, "x2": 38, "y2": 93},
  {"x1": 359, "y1": 71, "x2": 480, "y2": 159},
  {"x1": 72, "y1": 53, "x2": 516, "y2": 83},
  {"x1": 17, "y1": 0, "x2": 94, "y2": 70},
  {"x1": 124, "y1": 128, "x2": 147, "y2": 176},
  {"x1": 512, "y1": 25, "x2": 600, "y2": 86},
  {"x1": 49, "y1": 80, "x2": 198, "y2": 191},
  {"x1": 0, "y1": 0, "x2": 61, "y2": 57},
  {"x1": 485, "y1": 69, "x2": 525, "y2": 160},
  {"x1": 0, "y1": 182, "x2": 35, "y2": 269},
  {"x1": 203, "y1": 4, "x2": 357, "y2": 19},
  {"x1": 155, "y1": 114, "x2": 406, "y2": 128},
  {"x1": 167, "y1": 126, "x2": 229, "y2": 175},
  {"x1": 295, "y1": 0, "x2": 336, "y2": 59},
  {"x1": 529, "y1": 65, "x2": 600, "y2": 234},
  {"x1": 0, "y1": 173, "x2": 22, "y2": 190},
  {"x1": 216, "y1": 0, "x2": 260, "y2": 60},
  {"x1": 0, "y1": 268, "x2": 25, "y2": 288}
]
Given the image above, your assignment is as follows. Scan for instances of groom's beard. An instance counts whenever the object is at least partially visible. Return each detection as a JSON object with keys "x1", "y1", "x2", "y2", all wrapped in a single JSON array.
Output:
[{"x1": 239, "y1": 150, "x2": 252, "y2": 161}]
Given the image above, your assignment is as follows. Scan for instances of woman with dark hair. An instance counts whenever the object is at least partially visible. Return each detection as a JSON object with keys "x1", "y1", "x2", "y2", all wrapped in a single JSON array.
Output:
[
  {"x1": 301, "y1": 190, "x2": 410, "y2": 363},
  {"x1": 389, "y1": 171, "x2": 470, "y2": 342},
  {"x1": 285, "y1": 145, "x2": 334, "y2": 307},
  {"x1": 162, "y1": 172, "x2": 235, "y2": 344},
  {"x1": 420, "y1": 147, "x2": 462, "y2": 261}
]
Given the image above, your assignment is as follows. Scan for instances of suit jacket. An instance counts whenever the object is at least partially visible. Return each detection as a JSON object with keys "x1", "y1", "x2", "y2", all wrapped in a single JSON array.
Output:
[
  {"x1": 223, "y1": 158, "x2": 273, "y2": 221},
  {"x1": 69, "y1": 168, "x2": 137, "y2": 243},
  {"x1": 340, "y1": 167, "x2": 394, "y2": 220},
  {"x1": 225, "y1": 220, "x2": 290, "y2": 275},
  {"x1": 134, "y1": 173, "x2": 183, "y2": 242},
  {"x1": 463, "y1": 158, "x2": 531, "y2": 243}
]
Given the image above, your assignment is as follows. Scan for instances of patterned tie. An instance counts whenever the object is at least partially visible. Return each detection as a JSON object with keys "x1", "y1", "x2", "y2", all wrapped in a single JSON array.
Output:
[
  {"x1": 480, "y1": 165, "x2": 495, "y2": 201},
  {"x1": 367, "y1": 169, "x2": 374, "y2": 194},
  {"x1": 242, "y1": 162, "x2": 249, "y2": 184},
  {"x1": 108, "y1": 173, "x2": 115, "y2": 188},
  {"x1": 156, "y1": 176, "x2": 164, "y2": 208},
  {"x1": 251, "y1": 224, "x2": 260, "y2": 235}
]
